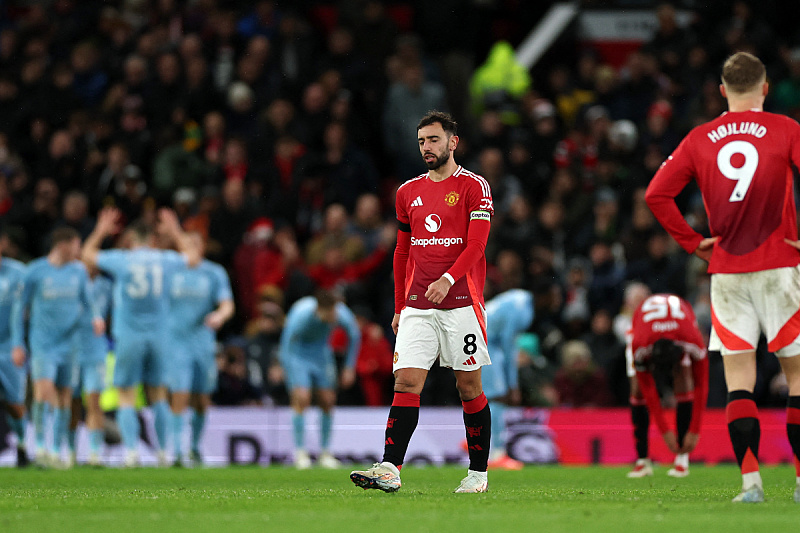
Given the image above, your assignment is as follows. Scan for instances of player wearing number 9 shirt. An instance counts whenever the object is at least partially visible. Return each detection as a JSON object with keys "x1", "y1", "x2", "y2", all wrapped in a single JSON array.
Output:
[
  {"x1": 82, "y1": 208, "x2": 200, "y2": 467},
  {"x1": 350, "y1": 111, "x2": 494, "y2": 494},
  {"x1": 645, "y1": 52, "x2": 800, "y2": 503}
]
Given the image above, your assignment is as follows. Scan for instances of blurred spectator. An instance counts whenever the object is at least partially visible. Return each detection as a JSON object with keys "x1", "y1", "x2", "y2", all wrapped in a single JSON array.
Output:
[
  {"x1": 306, "y1": 224, "x2": 393, "y2": 291},
  {"x1": 469, "y1": 41, "x2": 531, "y2": 121},
  {"x1": 305, "y1": 203, "x2": 365, "y2": 266},
  {"x1": 625, "y1": 230, "x2": 687, "y2": 297},
  {"x1": 612, "y1": 281, "x2": 651, "y2": 346},
  {"x1": 213, "y1": 338, "x2": 263, "y2": 406},
  {"x1": 561, "y1": 257, "x2": 592, "y2": 339},
  {"x1": 350, "y1": 307, "x2": 393, "y2": 406},
  {"x1": 245, "y1": 298, "x2": 288, "y2": 405},
  {"x1": 516, "y1": 333, "x2": 558, "y2": 407},
  {"x1": 234, "y1": 217, "x2": 302, "y2": 319},
  {"x1": 553, "y1": 339, "x2": 613, "y2": 407},
  {"x1": 348, "y1": 193, "x2": 388, "y2": 254},
  {"x1": 587, "y1": 239, "x2": 625, "y2": 315},
  {"x1": 491, "y1": 195, "x2": 536, "y2": 264},
  {"x1": 55, "y1": 190, "x2": 94, "y2": 240},
  {"x1": 208, "y1": 179, "x2": 257, "y2": 264},
  {"x1": 774, "y1": 48, "x2": 800, "y2": 115},
  {"x1": 582, "y1": 308, "x2": 624, "y2": 380},
  {"x1": 475, "y1": 146, "x2": 522, "y2": 223},
  {"x1": 319, "y1": 121, "x2": 380, "y2": 212},
  {"x1": 383, "y1": 61, "x2": 446, "y2": 180}
]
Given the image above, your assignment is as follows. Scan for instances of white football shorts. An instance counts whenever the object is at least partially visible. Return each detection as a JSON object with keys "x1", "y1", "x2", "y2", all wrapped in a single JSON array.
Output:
[
  {"x1": 393, "y1": 305, "x2": 491, "y2": 372},
  {"x1": 709, "y1": 266, "x2": 800, "y2": 357}
]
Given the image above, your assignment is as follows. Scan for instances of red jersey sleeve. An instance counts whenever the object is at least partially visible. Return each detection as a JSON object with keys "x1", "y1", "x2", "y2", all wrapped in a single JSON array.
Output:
[
  {"x1": 645, "y1": 137, "x2": 705, "y2": 255},
  {"x1": 393, "y1": 185, "x2": 411, "y2": 314},
  {"x1": 393, "y1": 230, "x2": 410, "y2": 314},
  {"x1": 444, "y1": 171, "x2": 493, "y2": 283}
]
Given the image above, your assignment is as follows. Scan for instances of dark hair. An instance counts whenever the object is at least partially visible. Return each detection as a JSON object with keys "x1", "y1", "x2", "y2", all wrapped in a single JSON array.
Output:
[
  {"x1": 128, "y1": 219, "x2": 153, "y2": 242},
  {"x1": 314, "y1": 288, "x2": 339, "y2": 310},
  {"x1": 722, "y1": 52, "x2": 766, "y2": 94},
  {"x1": 49, "y1": 227, "x2": 80, "y2": 249},
  {"x1": 417, "y1": 110, "x2": 457, "y2": 136},
  {"x1": 650, "y1": 338, "x2": 683, "y2": 376}
]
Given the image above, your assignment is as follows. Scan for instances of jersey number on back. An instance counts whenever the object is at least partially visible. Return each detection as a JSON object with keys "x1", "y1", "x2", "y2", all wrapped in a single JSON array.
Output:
[
  {"x1": 126, "y1": 264, "x2": 163, "y2": 298},
  {"x1": 717, "y1": 140, "x2": 758, "y2": 203},
  {"x1": 641, "y1": 295, "x2": 685, "y2": 322}
]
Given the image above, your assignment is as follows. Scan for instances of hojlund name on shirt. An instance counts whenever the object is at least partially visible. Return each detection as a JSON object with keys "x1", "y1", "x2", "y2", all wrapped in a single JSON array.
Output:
[{"x1": 707, "y1": 122, "x2": 766, "y2": 143}]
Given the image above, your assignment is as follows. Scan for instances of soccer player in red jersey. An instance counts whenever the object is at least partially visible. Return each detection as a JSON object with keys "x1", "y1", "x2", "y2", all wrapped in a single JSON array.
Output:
[
  {"x1": 625, "y1": 294, "x2": 708, "y2": 479},
  {"x1": 350, "y1": 111, "x2": 494, "y2": 493},
  {"x1": 646, "y1": 52, "x2": 800, "y2": 502}
]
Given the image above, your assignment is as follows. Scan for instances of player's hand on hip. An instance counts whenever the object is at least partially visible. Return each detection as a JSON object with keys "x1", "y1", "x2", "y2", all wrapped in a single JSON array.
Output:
[
  {"x1": 679, "y1": 431, "x2": 700, "y2": 453},
  {"x1": 662, "y1": 430, "x2": 680, "y2": 454},
  {"x1": 92, "y1": 317, "x2": 106, "y2": 336},
  {"x1": 425, "y1": 276, "x2": 452, "y2": 305},
  {"x1": 391, "y1": 313, "x2": 400, "y2": 335},
  {"x1": 694, "y1": 236, "x2": 719, "y2": 262},
  {"x1": 11, "y1": 347, "x2": 26, "y2": 367}
]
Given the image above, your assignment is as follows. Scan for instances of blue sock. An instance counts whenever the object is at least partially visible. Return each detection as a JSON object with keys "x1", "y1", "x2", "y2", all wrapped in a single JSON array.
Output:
[
  {"x1": 320, "y1": 412, "x2": 333, "y2": 450},
  {"x1": 89, "y1": 429, "x2": 103, "y2": 456},
  {"x1": 172, "y1": 412, "x2": 184, "y2": 457},
  {"x1": 117, "y1": 406, "x2": 139, "y2": 453},
  {"x1": 153, "y1": 400, "x2": 169, "y2": 451},
  {"x1": 67, "y1": 428, "x2": 77, "y2": 453},
  {"x1": 32, "y1": 401, "x2": 48, "y2": 453},
  {"x1": 6, "y1": 414, "x2": 26, "y2": 447},
  {"x1": 292, "y1": 412, "x2": 305, "y2": 450},
  {"x1": 489, "y1": 401, "x2": 506, "y2": 454},
  {"x1": 51, "y1": 407, "x2": 69, "y2": 456},
  {"x1": 190, "y1": 410, "x2": 206, "y2": 454}
]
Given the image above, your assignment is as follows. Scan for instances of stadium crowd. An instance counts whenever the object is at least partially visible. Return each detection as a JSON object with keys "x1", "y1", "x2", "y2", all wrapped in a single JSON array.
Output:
[{"x1": 1, "y1": 0, "x2": 799, "y2": 415}]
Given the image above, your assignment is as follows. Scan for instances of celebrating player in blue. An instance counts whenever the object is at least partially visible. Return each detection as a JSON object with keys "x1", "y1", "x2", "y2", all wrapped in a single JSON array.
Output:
[
  {"x1": 68, "y1": 268, "x2": 113, "y2": 467},
  {"x1": 0, "y1": 231, "x2": 30, "y2": 467},
  {"x1": 483, "y1": 288, "x2": 534, "y2": 470},
  {"x1": 82, "y1": 207, "x2": 199, "y2": 467},
  {"x1": 280, "y1": 290, "x2": 359, "y2": 469},
  {"x1": 167, "y1": 232, "x2": 234, "y2": 466},
  {"x1": 11, "y1": 227, "x2": 103, "y2": 467}
]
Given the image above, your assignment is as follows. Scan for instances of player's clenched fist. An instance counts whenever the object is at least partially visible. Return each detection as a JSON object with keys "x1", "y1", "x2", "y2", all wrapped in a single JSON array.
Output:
[{"x1": 425, "y1": 276, "x2": 452, "y2": 305}]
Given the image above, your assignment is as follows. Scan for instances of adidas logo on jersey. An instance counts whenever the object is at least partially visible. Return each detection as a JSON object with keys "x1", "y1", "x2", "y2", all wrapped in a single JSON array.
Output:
[
  {"x1": 411, "y1": 196, "x2": 423, "y2": 207},
  {"x1": 462, "y1": 356, "x2": 477, "y2": 366}
]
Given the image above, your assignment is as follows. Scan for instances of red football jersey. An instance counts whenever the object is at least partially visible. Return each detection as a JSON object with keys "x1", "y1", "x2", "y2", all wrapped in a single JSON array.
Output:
[
  {"x1": 629, "y1": 294, "x2": 708, "y2": 434},
  {"x1": 646, "y1": 110, "x2": 800, "y2": 273},
  {"x1": 395, "y1": 166, "x2": 493, "y2": 310},
  {"x1": 629, "y1": 294, "x2": 706, "y2": 368}
]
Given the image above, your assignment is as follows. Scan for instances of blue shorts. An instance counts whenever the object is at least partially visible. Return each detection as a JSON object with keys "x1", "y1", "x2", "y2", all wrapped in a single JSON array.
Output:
[
  {"x1": 168, "y1": 340, "x2": 217, "y2": 395},
  {"x1": 481, "y1": 344, "x2": 508, "y2": 400},
  {"x1": 282, "y1": 352, "x2": 337, "y2": 391},
  {"x1": 0, "y1": 356, "x2": 27, "y2": 405},
  {"x1": 114, "y1": 332, "x2": 167, "y2": 388},
  {"x1": 73, "y1": 360, "x2": 106, "y2": 397},
  {"x1": 31, "y1": 355, "x2": 78, "y2": 389}
]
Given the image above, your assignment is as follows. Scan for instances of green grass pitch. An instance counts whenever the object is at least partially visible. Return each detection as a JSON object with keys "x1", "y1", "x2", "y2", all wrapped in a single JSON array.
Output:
[{"x1": 0, "y1": 464, "x2": 797, "y2": 533}]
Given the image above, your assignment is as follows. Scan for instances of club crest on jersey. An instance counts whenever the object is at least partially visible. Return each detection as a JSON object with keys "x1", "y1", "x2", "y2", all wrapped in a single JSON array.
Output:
[
  {"x1": 444, "y1": 191, "x2": 460, "y2": 206},
  {"x1": 393, "y1": 352, "x2": 399, "y2": 364}
]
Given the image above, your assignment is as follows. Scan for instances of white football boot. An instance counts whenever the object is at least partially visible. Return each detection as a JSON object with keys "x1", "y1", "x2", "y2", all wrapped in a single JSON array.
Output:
[
  {"x1": 454, "y1": 470, "x2": 488, "y2": 493},
  {"x1": 350, "y1": 462, "x2": 402, "y2": 492}
]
